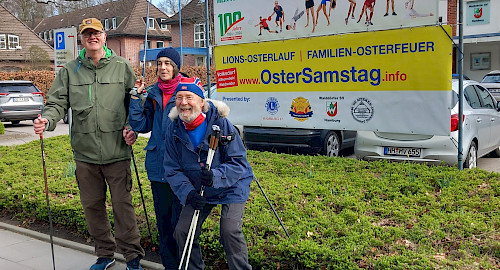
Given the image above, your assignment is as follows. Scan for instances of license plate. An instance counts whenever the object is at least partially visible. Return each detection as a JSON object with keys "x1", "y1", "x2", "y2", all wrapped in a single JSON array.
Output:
[
  {"x1": 384, "y1": 147, "x2": 421, "y2": 157},
  {"x1": 13, "y1": 97, "x2": 29, "y2": 102}
]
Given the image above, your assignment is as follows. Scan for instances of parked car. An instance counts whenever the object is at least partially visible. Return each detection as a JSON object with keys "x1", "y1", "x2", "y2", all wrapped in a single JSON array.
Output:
[
  {"x1": 355, "y1": 79, "x2": 500, "y2": 168},
  {"x1": 480, "y1": 70, "x2": 500, "y2": 101},
  {"x1": 244, "y1": 127, "x2": 356, "y2": 157},
  {"x1": 203, "y1": 82, "x2": 217, "y2": 99},
  {"x1": 0, "y1": 81, "x2": 44, "y2": 125}
]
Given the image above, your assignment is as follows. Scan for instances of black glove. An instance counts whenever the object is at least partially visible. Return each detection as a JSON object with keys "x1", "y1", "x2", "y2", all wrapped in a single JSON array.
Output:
[
  {"x1": 186, "y1": 190, "x2": 206, "y2": 210},
  {"x1": 201, "y1": 168, "x2": 214, "y2": 187}
]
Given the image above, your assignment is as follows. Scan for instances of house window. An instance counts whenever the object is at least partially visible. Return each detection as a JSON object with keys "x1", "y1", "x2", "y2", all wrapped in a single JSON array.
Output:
[
  {"x1": 0, "y1": 35, "x2": 6, "y2": 49},
  {"x1": 49, "y1": 30, "x2": 53, "y2": 40},
  {"x1": 148, "y1": 18, "x2": 155, "y2": 29},
  {"x1": 8, "y1": 35, "x2": 19, "y2": 49},
  {"x1": 194, "y1": 23, "x2": 205, "y2": 47},
  {"x1": 141, "y1": 41, "x2": 151, "y2": 50},
  {"x1": 104, "y1": 19, "x2": 109, "y2": 30},
  {"x1": 195, "y1": 56, "x2": 206, "y2": 66},
  {"x1": 112, "y1": 17, "x2": 117, "y2": 29},
  {"x1": 44, "y1": 31, "x2": 48, "y2": 40},
  {"x1": 160, "y1": 18, "x2": 167, "y2": 30},
  {"x1": 156, "y1": 41, "x2": 164, "y2": 48}
]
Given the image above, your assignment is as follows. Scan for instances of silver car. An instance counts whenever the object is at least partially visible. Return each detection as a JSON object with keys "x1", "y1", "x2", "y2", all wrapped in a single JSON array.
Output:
[
  {"x1": 355, "y1": 79, "x2": 500, "y2": 168},
  {"x1": 0, "y1": 81, "x2": 44, "y2": 125},
  {"x1": 481, "y1": 70, "x2": 500, "y2": 101}
]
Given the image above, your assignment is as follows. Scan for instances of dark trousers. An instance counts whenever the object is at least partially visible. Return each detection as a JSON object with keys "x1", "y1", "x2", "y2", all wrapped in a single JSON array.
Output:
[
  {"x1": 151, "y1": 181, "x2": 182, "y2": 269},
  {"x1": 174, "y1": 203, "x2": 252, "y2": 270},
  {"x1": 75, "y1": 160, "x2": 145, "y2": 262}
]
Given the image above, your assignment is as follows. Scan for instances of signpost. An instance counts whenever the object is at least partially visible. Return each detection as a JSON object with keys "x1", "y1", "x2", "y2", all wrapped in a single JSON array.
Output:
[{"x1": 54, "y1": 27, "x2": 78, "y2": 74}]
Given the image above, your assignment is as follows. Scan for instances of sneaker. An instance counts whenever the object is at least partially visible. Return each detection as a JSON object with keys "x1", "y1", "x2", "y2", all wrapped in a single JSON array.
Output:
[
  {"x1": 126, "y1": 256, "x2": 143, "y2": 270},
  {"x1": 384, "y1": 13, "x2": 389, "y2": 17},
  {"x1": 392, "y1": 12, "x2": 397, "y2": 16},
  {"x1": 90, "y1": 258, "x2": 115, "y2": 270}
]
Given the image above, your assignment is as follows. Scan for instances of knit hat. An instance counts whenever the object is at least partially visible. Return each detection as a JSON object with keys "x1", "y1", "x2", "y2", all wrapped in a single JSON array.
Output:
[
  {"x1": 176, "y1": 77, "x2": 204, "y2": 99},
  {"x1": 79, "y1": 18, "x2": 104, "y2": 34},
  {"x1": 157, "y1": 47, "x2": 181, "y2": 69}
]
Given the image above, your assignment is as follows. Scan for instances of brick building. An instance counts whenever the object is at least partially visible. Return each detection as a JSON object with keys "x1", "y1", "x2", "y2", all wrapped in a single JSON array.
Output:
[
  {"x1": 442, "y1": 0, "x2": 499, "y2": 81},
  {"x1": 32, "y1": 0, "x2": 171, "y2": 67},
  {"x1": 0, "y1": 5, "x2": 54, "y2": 71}
]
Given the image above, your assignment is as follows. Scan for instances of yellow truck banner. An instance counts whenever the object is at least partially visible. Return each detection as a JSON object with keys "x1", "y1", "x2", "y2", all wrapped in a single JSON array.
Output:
[
  {"x1": 214, "y1": 26, "x2": 452, "y2": 136},
  {"x1": 214, "y1": 0, "x2": 438, "y2": 46}
]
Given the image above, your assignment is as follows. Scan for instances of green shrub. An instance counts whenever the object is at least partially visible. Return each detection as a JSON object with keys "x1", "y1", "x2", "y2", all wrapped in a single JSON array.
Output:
[
  {"x1": 1, "y1": 136, "x2": 499, "y2": 269},
  {"x1": 0, "y1": 121, "x2": 4, "y2": 134}
]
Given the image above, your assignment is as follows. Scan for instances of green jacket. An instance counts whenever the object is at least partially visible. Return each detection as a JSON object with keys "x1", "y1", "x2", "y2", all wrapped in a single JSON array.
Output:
[{"x1": 43, "y1": 47, "x2": 136, "y2": 164}]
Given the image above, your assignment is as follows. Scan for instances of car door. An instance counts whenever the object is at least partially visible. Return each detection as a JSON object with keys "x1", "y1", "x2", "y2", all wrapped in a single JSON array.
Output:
[
  {"x1": 464, "y1": 85, "x2": 490, "y2": 156},
  {"x1": 475, "y1": 84, "x2": 500, "y2": 152}
]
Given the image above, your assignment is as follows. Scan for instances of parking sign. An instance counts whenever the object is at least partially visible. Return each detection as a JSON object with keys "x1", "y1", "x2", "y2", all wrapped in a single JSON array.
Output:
[
  {"x1": 55, "y1": 32, "x2": 65, "y2": 50},
  {"x1": 54, "y1": 27, "x2": 77, "y2": 74}
]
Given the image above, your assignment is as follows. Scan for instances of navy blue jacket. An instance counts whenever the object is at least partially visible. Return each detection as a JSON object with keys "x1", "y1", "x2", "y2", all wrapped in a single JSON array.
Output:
[
  {"x1": 129, "y1": 82, "x2": 176, "y2": 182},
  {"x1": 163, "y1": 100, "x2": 254, "y2": 205}
]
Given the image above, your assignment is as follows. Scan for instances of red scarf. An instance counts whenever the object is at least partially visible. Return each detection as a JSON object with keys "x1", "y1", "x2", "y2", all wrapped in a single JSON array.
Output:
[
  {"x1": 183, "y1": 113, "x2": 206, "y2": 131},
  {"x1": 158, "y1": 74, "x2": 181, "y2": 94}
]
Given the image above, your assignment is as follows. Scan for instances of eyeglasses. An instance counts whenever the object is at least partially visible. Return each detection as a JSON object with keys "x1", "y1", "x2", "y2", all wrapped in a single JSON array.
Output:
[
  {"x1": 82, "y1": 31, "x2": 103, "y2": 38},
  {"x1": 175, "y1": 95, "x2": 195, "y2": 102}
]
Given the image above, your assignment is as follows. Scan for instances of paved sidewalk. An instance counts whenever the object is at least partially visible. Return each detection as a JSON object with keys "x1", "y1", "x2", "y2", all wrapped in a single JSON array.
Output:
[{"x1": 0, "y1": 222, "x2": 162, "y2": 270}]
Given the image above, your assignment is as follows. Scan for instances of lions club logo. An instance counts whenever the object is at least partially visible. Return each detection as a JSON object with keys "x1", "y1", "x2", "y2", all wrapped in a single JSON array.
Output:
[{"x1": 265, "y1": 97, "x2": 280, "y2": 115}]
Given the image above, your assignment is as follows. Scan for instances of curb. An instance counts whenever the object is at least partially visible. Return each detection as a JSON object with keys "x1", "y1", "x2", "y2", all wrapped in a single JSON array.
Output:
[{"x1": 0, "y1": 222, "x2": 164, "y2": 270}]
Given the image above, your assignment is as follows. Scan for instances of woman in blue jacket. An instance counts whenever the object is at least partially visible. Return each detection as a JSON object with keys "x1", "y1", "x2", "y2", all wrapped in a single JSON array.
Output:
[{"x1": 129, "y1": 48, "x2": 182, "y2": 269}]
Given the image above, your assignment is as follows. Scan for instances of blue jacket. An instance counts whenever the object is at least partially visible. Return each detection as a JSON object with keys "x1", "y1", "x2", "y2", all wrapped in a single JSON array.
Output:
[
  {"x1": 163, "y1": 100, "x2": 254, "y2": 205},
  {"x1": 129, "y1": 82, "x2": 176, "y2": 182}
]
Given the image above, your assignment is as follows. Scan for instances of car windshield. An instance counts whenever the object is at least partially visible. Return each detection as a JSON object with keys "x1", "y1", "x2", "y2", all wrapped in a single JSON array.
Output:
[
  {"x1": 481, "y1": 74, "x2": 500, "y2": 83},
  {"x1": 0, "y1": 83, "x2": 38, "y2": 93}
]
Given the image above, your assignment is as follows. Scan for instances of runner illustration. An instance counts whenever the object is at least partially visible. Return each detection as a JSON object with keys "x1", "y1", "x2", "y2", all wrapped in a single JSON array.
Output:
[
  {"x1": 384, "y1": 0, "x2": 397, "y2": 16},
  {"x1": 256, "y1": 16, "x2": 278, "y2": 35},
  {"x1": 286, "y1": 9, "x2": 305, "y2": 30},
  {"x1": 404, "y1": 0, "x2": 433, "y2": 18},
  {"x1": 345, "y1": 0, "x2": 357, "y2": 25},
  {"x1": 305, "y1": 0, "x2": 316, "y2": 33},
  {"x1": 315, "y1": 0, "x2": 331, "y2": 26},
  {"x1": 270, "y1": 1, "x2": 285, "y2": 32},
  {"x1": 329, "y1": 0, "x2": 337, "y2": 17},
  {"x1": 357, "y1": 0, "x2": 375, "y2": 25}
]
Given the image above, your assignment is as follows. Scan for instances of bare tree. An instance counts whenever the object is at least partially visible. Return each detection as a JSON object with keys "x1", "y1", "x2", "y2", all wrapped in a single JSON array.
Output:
[{"x1": 157, "y1": 0, "x2": 190, "y2": 16}]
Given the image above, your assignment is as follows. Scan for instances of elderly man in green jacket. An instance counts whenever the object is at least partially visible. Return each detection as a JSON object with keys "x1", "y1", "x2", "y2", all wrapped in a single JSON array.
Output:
[{"x1": 33, "y1": 18, "x2": 145, "y2": 270}]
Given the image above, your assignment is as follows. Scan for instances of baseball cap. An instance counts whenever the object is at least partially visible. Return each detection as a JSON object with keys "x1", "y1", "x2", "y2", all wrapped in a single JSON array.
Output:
[{"x1": 79, "y1": 18, "x2": 104, "y2": 34}]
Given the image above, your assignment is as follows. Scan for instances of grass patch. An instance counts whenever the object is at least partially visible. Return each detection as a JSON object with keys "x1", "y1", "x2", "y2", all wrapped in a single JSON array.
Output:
[{"x1": 0, "y1": 136, "x2": 499, "y2": 269}]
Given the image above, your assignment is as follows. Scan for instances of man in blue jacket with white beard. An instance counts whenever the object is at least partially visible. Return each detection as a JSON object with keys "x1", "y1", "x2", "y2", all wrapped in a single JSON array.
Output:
[{"x1": 163, "y1": 77, "x2": 254, "y2": 269}]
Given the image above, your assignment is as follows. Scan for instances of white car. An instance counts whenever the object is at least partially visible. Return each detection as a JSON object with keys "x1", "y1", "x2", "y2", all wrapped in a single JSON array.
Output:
[
  {"x1": 481, "y1": 70, "x2": 500, "y2": 101},
  {"x1": 355, "y1": 80, "x2": 500, "y2": 168}
]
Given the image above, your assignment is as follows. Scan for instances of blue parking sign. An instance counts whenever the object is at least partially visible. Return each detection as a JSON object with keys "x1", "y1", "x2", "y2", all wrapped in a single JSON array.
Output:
[{"x1": 55, "y1": 32, "x2": 65, "y2": 50}]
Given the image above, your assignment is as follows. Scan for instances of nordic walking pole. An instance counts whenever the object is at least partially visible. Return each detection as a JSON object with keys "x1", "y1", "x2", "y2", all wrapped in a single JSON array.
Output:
[
  {"x1": 179, "y1": 125, "x2": 220, "y2": 270},
  {"x1": 130, "y1": 147, "x2": 153, "y2": 241},
  {"x1": 254, "y1": 177, "x2": 290, "y2": 238},
  {"x1": 38, "y1": 115, "x2": 56, "y2": 270}
]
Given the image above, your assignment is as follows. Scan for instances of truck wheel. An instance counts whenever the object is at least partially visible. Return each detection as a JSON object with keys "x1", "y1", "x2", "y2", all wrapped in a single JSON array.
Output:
[
  {"x1": 11, "y1": 120, "x2": 20, "y2": 125},
  {"x1": 322, "y1": 131, "x2": 340, "y2": 157}
]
